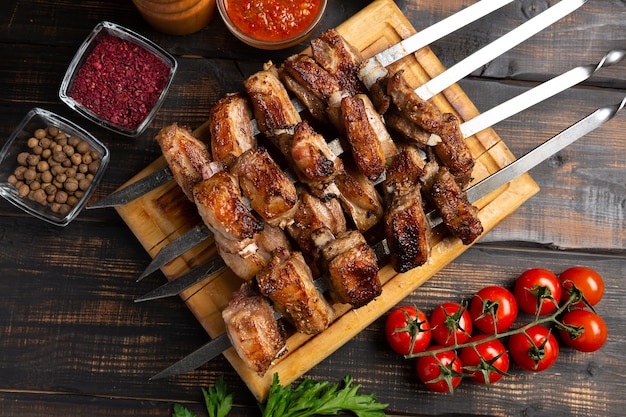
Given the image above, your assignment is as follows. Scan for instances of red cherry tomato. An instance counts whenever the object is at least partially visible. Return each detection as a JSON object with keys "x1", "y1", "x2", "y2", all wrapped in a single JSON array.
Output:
[
  {"x1": 559, "y1": 309, "x2": 608, "y2": 352},
  {"x1": 459, "y1": 334, "x2": 509, "y2": 385},
  {"x1": 559, "y1": 267, "x2": 605, "y2": 308},
  {"x1": 416, "y1": 346, "x2": 463, "y2": 393},
  {"x1": 469, "y1": 286, "x2": 518, "y2": 334},
  {"x1": 385, "y1": 306, "x2": 431, "y2": 355},
  {"x1": 514, "y1": 268, "x2": 562, "y2": 316},
  {"x1": 509, "y1": 324, "x2": 559, "y2": 372},
  {"x1": 430, "y1": 302, "x2": 473, "y2": 346}
]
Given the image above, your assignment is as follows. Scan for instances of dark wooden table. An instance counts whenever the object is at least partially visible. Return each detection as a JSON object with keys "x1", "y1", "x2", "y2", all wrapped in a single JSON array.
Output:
[{"x1": 1, "y1": 1, "x2": 625, "y2": 416}]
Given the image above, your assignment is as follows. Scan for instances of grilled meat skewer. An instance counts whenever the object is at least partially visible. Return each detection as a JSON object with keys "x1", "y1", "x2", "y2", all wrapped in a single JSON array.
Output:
[
  {"x1": 137, "y1": 20, "x2": 615, "y2": 291},
  {"x1": 89, "y1": 0, "x2": 517, "y2": 211},
  {"x1": 152, "y1": 97, "x2": 626, "y2": 380}
]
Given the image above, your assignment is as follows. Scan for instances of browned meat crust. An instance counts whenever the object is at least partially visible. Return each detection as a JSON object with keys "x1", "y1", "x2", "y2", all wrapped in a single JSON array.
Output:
[
  {"x1": 257, "y1": 247, "x2": 334, "y2": 335},
  {"x1": 244, "y1": 63, "x2": 302, "y2": 135},
  {"x1": 334, "y1": 164, "x2": 383, "y2": 232},
  {"x1": 223, "y1": 281, "x2": 287, "y2": 376},
  {"x1": 316, "y1": 229, "x2": 381, "y2": 308},
  {"x1": 231, "y1": 147, "x2": 298, "y2": 228},
  {"x1": 287, "y1": 190, "x2": 346, "y2": 260},
  {"x1": 386, "y1": 70, "x2": 444, "y2": 133},
  {"x1": 192, "y1": 171, "x2": 263, "y2": 252},
  {"x1": 382, "y1": 146, "x2": 430, "y2": 272},
  {"x1": 434, "y1": 113, "x2": 475, "y2": 187},
  {"x1": 155, "y1": 124, "x2": 214, "y2": 202},
  {"x1": 429, "y1": 167, "x2": 483, "y2": 245},
  {"x1": 209, "y1": 92, "x2": 257, "y2": 168},
  {"x1": 311, "y1": 29, "x2": 367, "y2": 97},
  {"x1": 341, "y1": 95, "x2": 387, "y2": 181}
]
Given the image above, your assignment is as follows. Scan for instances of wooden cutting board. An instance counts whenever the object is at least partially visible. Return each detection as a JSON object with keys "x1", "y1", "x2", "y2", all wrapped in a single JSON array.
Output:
[{"x1": 115, "y1": 0, "x2": 540, "y2": 401}]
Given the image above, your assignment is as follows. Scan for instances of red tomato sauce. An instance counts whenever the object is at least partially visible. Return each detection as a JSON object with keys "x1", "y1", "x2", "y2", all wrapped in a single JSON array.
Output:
[{"x1": 225, "y1": 0, "x2": 322, "y2": 42}]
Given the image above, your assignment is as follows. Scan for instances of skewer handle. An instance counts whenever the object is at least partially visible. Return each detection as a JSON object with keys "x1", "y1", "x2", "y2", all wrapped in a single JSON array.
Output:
[{"x1": 360, "y1": 0, "x2": 514, "y2": 88}]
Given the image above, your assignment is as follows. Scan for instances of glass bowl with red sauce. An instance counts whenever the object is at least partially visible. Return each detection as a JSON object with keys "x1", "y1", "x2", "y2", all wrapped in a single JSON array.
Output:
[
  {"x1": 59, "y1": 21, "x2": 177, "y2": 137},
  {"x1": 217, "y1": 0, "x2": 327, "y2": 50}
]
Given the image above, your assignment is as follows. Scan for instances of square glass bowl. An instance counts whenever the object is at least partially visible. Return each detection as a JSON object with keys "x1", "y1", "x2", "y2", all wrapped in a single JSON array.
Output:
[
  {"x1": 0, "y1": 108, "x2": 110, "y2": 227},
  {"x1": 59, "y1": 21, "x2": 177, "y2": 137}
]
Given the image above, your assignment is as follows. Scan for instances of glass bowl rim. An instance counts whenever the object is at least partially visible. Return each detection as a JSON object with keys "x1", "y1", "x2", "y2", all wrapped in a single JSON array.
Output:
[
  {"x1": 58, "y1": 21, "x2": 178, "y2": 137},
  {"x1": 216, "y1": 0, "x2": 328, "y2": 50},
  {"x1": 0, "y1": 107, "x2": 110, "y2": 227}
]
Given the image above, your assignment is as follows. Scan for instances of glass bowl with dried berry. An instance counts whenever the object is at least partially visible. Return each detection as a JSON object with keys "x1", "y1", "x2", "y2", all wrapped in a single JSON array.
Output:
[
  {"x1": 0, "y1": 108, "x2": 110, "y2": 227},
  {"x1": 59, "y1": 21, "x2": 177, "y2": 137}
]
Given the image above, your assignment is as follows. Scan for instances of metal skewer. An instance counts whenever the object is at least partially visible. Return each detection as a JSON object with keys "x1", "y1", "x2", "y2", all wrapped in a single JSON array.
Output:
[
  {"x1": 131, "y1": 0, "x2": 587, "y2": 283},
  {"x1": 88, "y1": 0, "x2": 515, "y2": 211},
  {"x1": 150, "y1": 94, "x2": 626, "y2": 380},
  {"x1": 134, "y1": 46, "x2": 622, "y2": 302}
]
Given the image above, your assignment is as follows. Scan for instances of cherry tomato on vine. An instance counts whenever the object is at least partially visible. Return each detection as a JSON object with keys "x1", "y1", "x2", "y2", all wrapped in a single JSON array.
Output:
[
  {"x1": 559, "y1": 267, "x2": 605, "y2": 308},
  {"x1": 430, "y1": 302, "x2": 473, "y2": 346},
  {"x1": 559, "y1": 309, "x2": 608, "y2": 352},
  {"x1": 459, "y1": 334, "x2": 509, "y2": 385},
  {"x1": 385, "y1": 306, "x2": 432, "y2": 355},
  {"x1": 469, "y1": 286, "x2": 518, "y2": 334},
  {"x1": 509, "y1": 324, "x2": 559, "y2": 372},
  {"x1": 416, "y1": 346, "x2": 463, "y2": 393},
  {"x1": 514, "y1": 268, "x2": 562, "y2": 316}
]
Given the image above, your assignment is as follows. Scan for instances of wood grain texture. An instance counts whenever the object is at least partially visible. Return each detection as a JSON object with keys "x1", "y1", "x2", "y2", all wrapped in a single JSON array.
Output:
[{"x1": 113, "y1": 0, "x2": 539, "y2": 401}]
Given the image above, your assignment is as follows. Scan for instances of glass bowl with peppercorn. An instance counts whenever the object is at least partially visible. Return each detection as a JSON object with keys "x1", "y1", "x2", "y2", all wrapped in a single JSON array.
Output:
[
  {"x1": 216, "y1": 0, "x2": 328, "y2": 50},
  {"x1": 59, "y1": 21, "x2": 177, "y2": 137},
  {"x1": 0, "y1": 108, "x2": 110, "y2": 227}
]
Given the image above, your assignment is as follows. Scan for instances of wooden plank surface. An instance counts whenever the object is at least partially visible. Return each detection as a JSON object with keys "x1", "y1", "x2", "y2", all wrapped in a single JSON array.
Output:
[{"x1": 113, "y1": 0, "x2": 539, "y2": 400}]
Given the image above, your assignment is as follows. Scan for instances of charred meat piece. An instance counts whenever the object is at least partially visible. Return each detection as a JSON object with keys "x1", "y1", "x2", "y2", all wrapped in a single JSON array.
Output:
[
  {"x1": 310, "y1": 29, "x2": 367, "y2": 97},
  {"x1": 288, "y1": 121, "x2": 343, "y2": 185},
  {"x1": 314, "y1": 228, "x2": 381, "y2": 309},
  {"x1": 155, "y1": 124, "x2": 220, "y2": 202},
  {"x1": 382, "y1": 144, "x2": 425, "y2": 197},
  {"x1": 384, "y1": 187, "x2": 430, "y2": 272},
  {"x1": 217, "y1": 223, "x2": 292, "y2": 281},
  {"x1": 385, "y1": 71, "x2": 474, "y2": 186},
  {"x1": 287, "y1": 190, "x2": 347, "y2": 260},
  {"x1": 222, "y1": 281, "x2": 287, "y2": 376},
  {"x1": 433, "y1": 113, "x2": 475, "y2": 187},
  {"x1": 257, "y1": 247, "x2": 334, "y2": 335},
  {"x1": 383, "y1": 146, "x2": 431, "y2": 273},
  {"x1": 244, "y1": 62, "x2": 302, "y2": 136},
  {"x1": 334, "y1": 164, "x2": 383, "y2": 232},
  {"x1": 428, "y1": 167, "x2": 483, "y2": 245},
  {"x1": 231, "y1": 147, "x2": 298, "y2": 229},
  {"x1": 193, "y1": 170, "x2": 263, "y2": 257},
  {"x1": 341, "y1": 94, "x2": 397, "y2": 181},
  {"x1": 384, "y1": 108, "x2": 438, "y2": 148},
  {"x1": 386, "y1": 70, "x2": 444, "y2": 133},
  {"x1": 209, "y1": 93, "x2": 257, "y2": 168},
  {"x1": 280, "y1": 54, "x2": 344, "y2": 122}
]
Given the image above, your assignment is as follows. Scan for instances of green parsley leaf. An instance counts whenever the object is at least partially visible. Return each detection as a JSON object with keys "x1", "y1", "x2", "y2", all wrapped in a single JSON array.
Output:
[
  {"x1": 260, "y1": 374, "x2": 388, "y2": 417},
  {"x1": 203, "y1": 375, "x2": 233, "y2": 417},
  {"x1": 172, "y1": 403, "x2": 197, "y2": 417}
]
